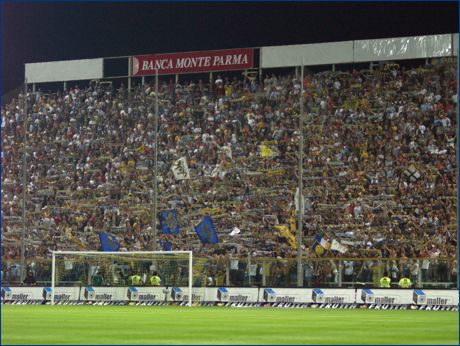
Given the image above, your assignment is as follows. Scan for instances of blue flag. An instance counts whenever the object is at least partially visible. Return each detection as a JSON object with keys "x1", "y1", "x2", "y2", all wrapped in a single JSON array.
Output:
[
  {"x1": 194, "y1": 216, "x2": 219, "y2": 244},
  {"x1": 160, "y1": 240, "x2": 172, "y2": 251},
  {"x1": 159, "y1": 210, "x2": 180, "y2": 234},
  {"x1": 99, "y1": 232, "x2": 120, "y2": 251}
]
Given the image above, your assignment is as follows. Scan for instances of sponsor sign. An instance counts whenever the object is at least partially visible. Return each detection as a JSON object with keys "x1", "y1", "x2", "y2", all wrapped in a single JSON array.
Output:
[
  {"x1": 134, "y1": 287, "x2": 164, "y2": 301},
  {"x1": 422, "y1": 290, "x2": 458, "y2": 306},
  {"x1": 210, "y1": 287, "x2": 259, "y2": 303},
  {"x1": 313, "y1": 289, "x2": 355, "y2": 304},
  {"x1": 183, "y1": 288, "x2": 205, "y2": 302},
  {"x1": 261, "y1": 288, "x2": 313, "y2": 303},
  {"x1": 53, "y1": 287, "x2": 80, "y2": 301},
  {"x1": 80, "y1": 287, "x2": 122, "y2": 301},
  {"x1": 132, "y1": 48, "x2": 254, "y2": 76},
  {"x1": 357, "y1": 289, "x2": 411, "y2": 305}
]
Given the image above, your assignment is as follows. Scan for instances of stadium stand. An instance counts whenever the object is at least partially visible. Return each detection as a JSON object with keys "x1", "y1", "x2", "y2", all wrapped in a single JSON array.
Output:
[{"x1": 2, "y1": 58, "x2": 457, "y2": 288}]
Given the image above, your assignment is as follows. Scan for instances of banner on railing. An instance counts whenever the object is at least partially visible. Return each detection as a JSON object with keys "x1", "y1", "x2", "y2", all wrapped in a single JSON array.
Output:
[
  {"x1": 131, "y1": 48, "x2": 254, "y2": 76},
  {"x1": 2, "y1": 287, "x2": 458, "y2": 306}
]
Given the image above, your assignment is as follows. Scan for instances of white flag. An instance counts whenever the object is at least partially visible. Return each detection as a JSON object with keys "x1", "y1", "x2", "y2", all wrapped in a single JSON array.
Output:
[
  {"x1": 330, "y1": 239, "x2": 348, "y2": 254},
  {"x1": 229, "y1": 227, "x2": 241, "y2": 236},
  {"x1": 221, "y1": 146, "x2": 232, "y2": 159},
  {"x1": 211, "y1": 163, "x2": 226, "y2": 178},
  {"x1": 171, "y1": 157, "x2": 190, "y2": 180}
]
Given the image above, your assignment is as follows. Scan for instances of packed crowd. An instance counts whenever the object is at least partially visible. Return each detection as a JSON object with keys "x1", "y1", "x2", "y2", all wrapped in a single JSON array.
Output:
[{"x1": 2, "y1": 58, "x2": 457, "y2": 285}]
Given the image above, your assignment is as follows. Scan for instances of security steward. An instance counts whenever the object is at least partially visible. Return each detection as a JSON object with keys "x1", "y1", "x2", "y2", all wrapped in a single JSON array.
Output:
[
  {"x1": 399, "y1": 276, "x2": 412, "y2": 288},
  {"x1": 150, "y1": 271, "x2": 161, "y2": 286},
  {"x1": 380, "y1": 272, "x2": 391, "y2": 288},
  {"x1": 130, "y1": 274, "x2": 142, "y2": 286}
]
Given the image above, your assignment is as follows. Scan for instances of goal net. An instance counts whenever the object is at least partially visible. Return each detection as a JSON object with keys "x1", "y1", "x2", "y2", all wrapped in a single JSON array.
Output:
[{"x1": 51, "y1": 251, "x2": 193, "y2": 306}]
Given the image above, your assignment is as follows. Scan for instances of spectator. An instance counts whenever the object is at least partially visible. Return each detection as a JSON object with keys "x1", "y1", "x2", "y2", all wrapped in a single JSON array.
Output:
[
  {"x1": 1, "y1": 60, "x2": 457, "y2": 288},
  {"x1": 150, "y1": 271, "x2": 161, "y2": 286},
  {"x1": 22, "y1": 270, "x2": 37, "y2": 286}
]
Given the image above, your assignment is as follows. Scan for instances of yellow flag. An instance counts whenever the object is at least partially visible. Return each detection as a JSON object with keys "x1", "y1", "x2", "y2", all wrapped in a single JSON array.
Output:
[
  {"x1": 261, "y1": 145, "x2": 274, "y2": 158},
  {"x1": 275, "y1": 225, "x2": 297, "y2": 249},
  {"x1": 288, "y1": 214, "x2": 296, "y2": 233}
]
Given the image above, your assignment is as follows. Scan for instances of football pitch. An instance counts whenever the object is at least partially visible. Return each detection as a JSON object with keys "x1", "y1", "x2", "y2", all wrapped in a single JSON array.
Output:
[{"x1": 1, "y1": 305, "x2": 458, "y2": 345}]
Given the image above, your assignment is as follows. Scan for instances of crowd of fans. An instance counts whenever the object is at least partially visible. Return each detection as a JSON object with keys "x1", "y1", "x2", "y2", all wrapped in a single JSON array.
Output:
[{"x1": 2, "y1": 57, "x2": 457, "y2": 286}]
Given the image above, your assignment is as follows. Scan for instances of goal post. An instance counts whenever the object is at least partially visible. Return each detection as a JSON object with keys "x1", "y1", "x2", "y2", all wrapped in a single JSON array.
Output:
[{"x1": 51, "y1": 251, "x2": 193, "y2": 306}]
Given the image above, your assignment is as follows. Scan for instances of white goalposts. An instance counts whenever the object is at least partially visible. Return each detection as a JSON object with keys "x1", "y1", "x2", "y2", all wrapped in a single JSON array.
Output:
[{"x1": 51, "y1": 251, "x2": 193, "y2": 306}]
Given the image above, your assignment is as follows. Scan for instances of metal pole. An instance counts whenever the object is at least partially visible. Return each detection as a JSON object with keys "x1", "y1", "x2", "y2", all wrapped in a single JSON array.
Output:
[
  {"x1": 209, "y1": 72, "x2": 213, "y2": 92},
  {"x1": 51, "y1": 251, "x2": 55, "y2": 305},
  {"x1": 20, "y1": 80, "x2": 28, "y2": 281},
  {"x1": 128, "y1": 57, "x2": 132, "y2": 93},
  {"x1": 247, "y1": 252, "x2": 251, "y2": 287},
  {"x1": 188, "y1": 251, "x2": 193, "y2": 307},
  {"x1": 152, "y1": 68, "x2": 159, "y2": 251},
  {"x1": 296, "y1": 60, "x2": 304, "y2": 287}
]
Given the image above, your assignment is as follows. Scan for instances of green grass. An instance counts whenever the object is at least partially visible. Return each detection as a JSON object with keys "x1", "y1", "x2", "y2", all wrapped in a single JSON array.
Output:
[{"x1": 1, "y1": 305, "x2": 458, "y2": 345}]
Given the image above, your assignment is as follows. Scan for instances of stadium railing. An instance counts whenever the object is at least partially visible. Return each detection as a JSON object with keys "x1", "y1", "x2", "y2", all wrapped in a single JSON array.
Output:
[{"x1": 2, "y1": 256, "x2": 457, "y2": 289}]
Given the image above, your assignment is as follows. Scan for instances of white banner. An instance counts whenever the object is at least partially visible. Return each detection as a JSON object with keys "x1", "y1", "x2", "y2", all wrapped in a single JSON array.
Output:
[
  {"x1": 354, "y1": 34, "x2": 453, "y2": 62},
  {"x1": 330, "y1": 239, "x2": 348, "y2": 254},
  {"x1": 171, "y1": 157, "x2": 190, "y2": 180},
  {"x1": 25, "y1": 58, "x2": 103, "y2": 83},
  {"x1": 262, "y1": 41, "x2": 354, "y2": 68}
]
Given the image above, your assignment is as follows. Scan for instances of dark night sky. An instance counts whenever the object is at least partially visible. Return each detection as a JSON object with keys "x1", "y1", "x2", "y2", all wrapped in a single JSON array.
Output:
[{"x1": 1, "y1": 1, "x2": 458, "y2": 94}]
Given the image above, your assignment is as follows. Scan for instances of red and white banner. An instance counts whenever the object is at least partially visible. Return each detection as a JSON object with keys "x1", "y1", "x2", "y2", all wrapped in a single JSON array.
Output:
[{"x1": 131, "y1": 48, "x2": 254, "y2": 76}]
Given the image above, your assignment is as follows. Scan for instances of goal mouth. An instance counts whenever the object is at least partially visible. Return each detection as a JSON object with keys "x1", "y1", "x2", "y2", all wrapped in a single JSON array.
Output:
[{"x1": 51, "y1": 251, "x2": 193, "y2": 306}]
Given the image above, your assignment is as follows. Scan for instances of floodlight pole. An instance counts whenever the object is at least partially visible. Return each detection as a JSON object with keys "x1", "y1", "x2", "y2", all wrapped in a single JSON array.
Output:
[
  {"x1": 20, "y1": 79, "x2": 28, "y2": 281},
  {"x1": 296, "y1": 60, "x2": 304, "y2": 288},
  {"x1": 152, "y1": 68, "x2": 159, "y2": 251}
]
